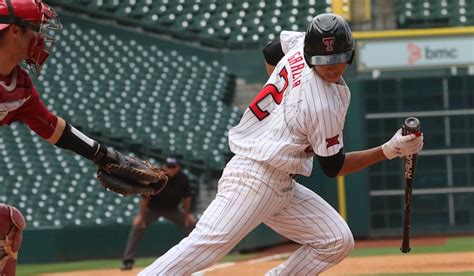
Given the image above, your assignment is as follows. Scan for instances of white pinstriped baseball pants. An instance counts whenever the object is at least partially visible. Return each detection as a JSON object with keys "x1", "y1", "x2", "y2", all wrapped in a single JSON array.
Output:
[{"x1": 139, "y1": 156, "x2": 354, "y2": 276}]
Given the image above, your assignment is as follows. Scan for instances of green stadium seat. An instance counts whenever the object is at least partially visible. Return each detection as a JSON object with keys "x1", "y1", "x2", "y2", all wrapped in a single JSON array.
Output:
[
  {"x1": 51, "y1": 0, "x2": 332, "y2": 48},
  {"x1": 2, "y1": 13, "x2": 243, "y2": 229}
]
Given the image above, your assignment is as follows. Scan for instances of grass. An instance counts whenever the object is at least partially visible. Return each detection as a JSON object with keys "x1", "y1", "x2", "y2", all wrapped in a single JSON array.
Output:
[
  {"x1": 350, "y1": 236, "x2": 474, "y2": 257},
  {"x1": 17, "y1": 237, "x2": 473, "y2": 276},
  {"x1": 17, "y1": 253, "x2": 257, "y2": 276}
]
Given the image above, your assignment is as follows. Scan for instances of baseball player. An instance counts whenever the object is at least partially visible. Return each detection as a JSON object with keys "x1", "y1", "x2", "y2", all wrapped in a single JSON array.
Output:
[
  {"x1": 121, "y1": 156, "x2": 196, "y2": 270},
  {"x1": 0, "y1": 1, "x2": 165, "y2": 274},
  {"x1": 152, "y1": 13, "x2": 424, "y2": 276},
  {"x1": 0, "y1": 0, "x2": 165, "y2": 184},
  {"x1": 0, "y1": 204, "x2": 25, "y2": 276}
]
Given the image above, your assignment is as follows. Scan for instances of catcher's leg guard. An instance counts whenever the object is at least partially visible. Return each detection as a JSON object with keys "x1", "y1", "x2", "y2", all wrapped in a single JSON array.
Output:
[{"x1": 0, "y1": 204, "x2": 26, "y2": 276}]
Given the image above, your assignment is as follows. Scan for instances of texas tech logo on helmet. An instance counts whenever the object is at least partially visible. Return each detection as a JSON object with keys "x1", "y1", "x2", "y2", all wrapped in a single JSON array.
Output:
[{"x1": 322, "y1": 37, "x2": 336, "y2": 52}]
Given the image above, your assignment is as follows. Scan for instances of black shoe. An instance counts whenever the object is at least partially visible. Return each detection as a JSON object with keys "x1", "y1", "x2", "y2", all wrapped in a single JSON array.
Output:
[{"x1": 121, "y1": 259, "x2": 134, "y2": 271}]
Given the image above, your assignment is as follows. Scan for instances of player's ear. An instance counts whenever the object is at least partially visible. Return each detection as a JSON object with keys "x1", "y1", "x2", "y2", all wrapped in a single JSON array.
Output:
[
  {"x1": 8, "y1": 25, "x2": 20, "y2": 37},
  {"x1": 9, "y1": 25, "x2": 28, "y2": 38}
]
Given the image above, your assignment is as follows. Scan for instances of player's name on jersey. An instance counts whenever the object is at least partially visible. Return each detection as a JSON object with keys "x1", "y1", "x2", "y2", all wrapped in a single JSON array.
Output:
[{"x1": 288, "y1": 51, "x2": 305, "y2": 88}]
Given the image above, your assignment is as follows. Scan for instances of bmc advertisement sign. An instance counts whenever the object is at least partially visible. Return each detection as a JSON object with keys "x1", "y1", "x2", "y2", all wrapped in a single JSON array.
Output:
[{"x1": 357, "y1": 36, "x2": 474, "y2": 71}]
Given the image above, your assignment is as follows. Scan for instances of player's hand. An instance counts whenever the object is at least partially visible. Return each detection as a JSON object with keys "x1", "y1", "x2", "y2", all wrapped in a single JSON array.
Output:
[{"x1": 382, "y1": 129, "x2": 423, "y2": 160}]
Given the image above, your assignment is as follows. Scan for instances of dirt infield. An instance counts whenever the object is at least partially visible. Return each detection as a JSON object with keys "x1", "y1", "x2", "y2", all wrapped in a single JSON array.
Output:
[
  {"x1": 42, "y1": 237, "x2": 473, "y2": 276},
  {"x1": 203, "y1": 252, "x2": 474, "y2": 275},
  {"x1": 42, "y1": 251, "x2": 474, "y2": 276}
]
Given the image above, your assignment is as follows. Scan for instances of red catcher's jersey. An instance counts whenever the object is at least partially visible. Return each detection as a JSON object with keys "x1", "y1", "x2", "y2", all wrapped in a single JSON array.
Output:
[{"x1": 0, "y1": 65, "x2": 58, "y2": 139}]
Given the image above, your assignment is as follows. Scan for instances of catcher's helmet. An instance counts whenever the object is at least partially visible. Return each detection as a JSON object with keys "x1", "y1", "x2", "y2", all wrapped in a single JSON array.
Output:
[
  {"x1": 0, "y1": 0, "x2": 61, "y2": 76},
  {"x1": 304, "y1": 13, "x2": 354, "y2": 66}
]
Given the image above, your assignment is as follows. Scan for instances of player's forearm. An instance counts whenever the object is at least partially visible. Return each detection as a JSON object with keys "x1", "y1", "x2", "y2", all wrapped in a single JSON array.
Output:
[
  {"x1": 182, "y1": 197, "x2": 192, "y2": 214},
  {"x1": 139, "y1": 198, "x2": 149, "y2": 215},
  {"x1": 46, "y1": 116, "x2": 66, "y2": 144},
  {"x1": 53, "y1": 117, "x2": 114, "y2": 166},
  {"x1": 337, "y1": 146, "x2": 387, "y2": 176}
]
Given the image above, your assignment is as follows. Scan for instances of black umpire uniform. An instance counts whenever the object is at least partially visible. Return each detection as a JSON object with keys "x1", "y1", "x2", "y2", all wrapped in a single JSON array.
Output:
[{"x1": 121, "y1": 157, "x2": 196, "y2": 270}]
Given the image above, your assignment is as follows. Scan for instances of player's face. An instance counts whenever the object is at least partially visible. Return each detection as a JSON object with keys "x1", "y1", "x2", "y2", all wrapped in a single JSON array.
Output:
[
  {"x1": 7, "y1": 24, "x2": 39, "y2": 61},
  {"x1": 162, "y1": 164, "x2": 180, "y2": 177},
  {"x1": 314, "y1": 63, "x2": 348, "y2": 83},
  {"x1": 19, "y1": 29, "x2": 38, "y2": 60}
]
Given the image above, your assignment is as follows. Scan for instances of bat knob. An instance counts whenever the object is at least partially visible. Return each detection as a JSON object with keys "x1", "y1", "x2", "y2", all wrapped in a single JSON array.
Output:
[
  {"x1": 400, "y1": 247, "x2": 411, "y2": 253},
  {"x1": 404, "y1": 117, "x2": 421, "y2": 132}
]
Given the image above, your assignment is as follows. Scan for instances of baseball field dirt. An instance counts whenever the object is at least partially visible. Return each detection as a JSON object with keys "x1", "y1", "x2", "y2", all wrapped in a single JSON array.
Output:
[
  {"x1": 41, "y1": 236, "x2": 473, "y2": 276},
  {"x1": 40, "y1": 251, "x2": 473, "y2": 276}
]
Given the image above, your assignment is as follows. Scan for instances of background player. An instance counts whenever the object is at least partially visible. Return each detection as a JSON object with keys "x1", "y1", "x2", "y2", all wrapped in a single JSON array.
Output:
[
  {"x1": 140, "y1": 13, "x2": 424, "y2": 275},
  {"x1": 121, "y1": 156, "x2": 196, "y2": 270}
]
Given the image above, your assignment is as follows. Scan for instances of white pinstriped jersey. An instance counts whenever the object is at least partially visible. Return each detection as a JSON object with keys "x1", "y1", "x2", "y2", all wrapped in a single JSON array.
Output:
[{"x1": 229, "y1": 31, "x2": 351, "y2": 176}]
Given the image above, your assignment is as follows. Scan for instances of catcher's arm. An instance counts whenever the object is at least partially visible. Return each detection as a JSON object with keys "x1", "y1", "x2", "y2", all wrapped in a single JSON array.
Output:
[{"x1": 53, "y1": 120, "x2": 168, "y2": 196}]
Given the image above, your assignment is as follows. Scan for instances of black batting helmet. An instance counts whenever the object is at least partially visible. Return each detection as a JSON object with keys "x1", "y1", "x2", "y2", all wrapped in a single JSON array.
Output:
[{"x1": 304, "y1": 13, "x2": 354, "y2": 66}]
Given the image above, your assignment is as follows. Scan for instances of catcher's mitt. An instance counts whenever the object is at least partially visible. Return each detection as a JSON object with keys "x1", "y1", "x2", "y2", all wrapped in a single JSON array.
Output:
[{"x1": 96, "y1": 150, "x2": 168, "y2": 196}]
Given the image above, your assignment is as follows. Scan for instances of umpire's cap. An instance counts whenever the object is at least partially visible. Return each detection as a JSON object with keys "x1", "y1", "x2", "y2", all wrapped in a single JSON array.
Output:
[
  {"x1": 164, "y1": 156, "x2": 179, "y2": 168},
  {"x1": 304, "y1": 13, "x2": 355, "y2": 66}
]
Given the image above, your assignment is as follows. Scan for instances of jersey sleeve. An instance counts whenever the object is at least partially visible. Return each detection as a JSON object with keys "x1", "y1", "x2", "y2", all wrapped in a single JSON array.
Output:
[
  {"x1": 280, "y1": 31, "x2": 305, "y2": 54},
  {"x1": 16, "y1": 94, "x2": 59, "y2": 140},
  {"x1": 304, "y1": 98, "x2": 345, "y2": 157}
]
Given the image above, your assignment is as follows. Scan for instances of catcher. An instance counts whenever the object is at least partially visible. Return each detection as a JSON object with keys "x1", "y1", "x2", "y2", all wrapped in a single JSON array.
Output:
[
  {"x1": 0, "y1": 0, "x2": 167, "y2": 194},
  {"x1": 0, "y1": 1, "x2": 167, "y2": 273},
  {"x1": 0, "y1": 204, "x2": 26, "y2": 276}
]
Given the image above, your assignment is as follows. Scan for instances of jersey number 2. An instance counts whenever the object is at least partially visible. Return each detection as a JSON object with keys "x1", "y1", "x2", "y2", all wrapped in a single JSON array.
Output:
[{"x1": 249, "y1": 67, "x2": 289, "y2": 121}]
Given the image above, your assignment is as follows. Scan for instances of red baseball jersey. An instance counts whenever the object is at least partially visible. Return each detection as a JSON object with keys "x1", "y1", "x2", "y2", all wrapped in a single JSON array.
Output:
[{"x1": 0, "y1": 65, "x2": 58, "y2": 139}]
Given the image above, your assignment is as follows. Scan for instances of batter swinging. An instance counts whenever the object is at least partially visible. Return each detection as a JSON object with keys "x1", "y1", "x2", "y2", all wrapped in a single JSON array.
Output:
[{"x1": 140, "y1": 13, "x2": 423, "y2": 275}]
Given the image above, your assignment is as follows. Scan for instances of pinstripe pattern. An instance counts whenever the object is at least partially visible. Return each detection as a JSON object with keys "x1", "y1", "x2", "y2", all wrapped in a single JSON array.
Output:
[
  {"x1": 229, "y1": 46, "x2": 350, "y2": 175},
  {"x1": 264, "y1": 184, "x2": 354, "y2": 275},
  {"x1": 138, "y1": 156, "x2": 294, "y2": 275},
  {"x1": 139, "y1": 36, "x2": 353, "y2": 276},
  {"x1": 139, "y1": 157, "x2": 353, "y2": 275}
]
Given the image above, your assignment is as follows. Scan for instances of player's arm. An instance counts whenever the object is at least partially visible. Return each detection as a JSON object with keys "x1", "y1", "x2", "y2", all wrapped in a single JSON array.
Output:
[
  {"x1": 14, "y1": 73, "x2": 167, "y2": 196},
  {"x1": 182, "y1": 196, "x2": 194, "y2": 227},
  {"x1": 317, "y1": 131, "x2": 423, "y2": 177},
  {"x1": 338, "y1": 130, "x2": 423, "y2": 176},
  {"x1": 317, "y1": 148, "x2": 385, "y2": 178},
  {"x1": 263, "y1": 31, "x2": 306, "y2": 75},
  {"x1": 262, "y1": 39, "x2": 284, "y2": 76},
  {"x1": 180, "y1": 174, "x2": 194, "y2": 226},
  {"x1": 181, "y1": 175, "x2": 192, "y2": 215},
  {"x1": 140, "y1": 197, "x2": 150, "y2": 216},
  {"x1": 182, "y1": 197, "x2": 191, "y2": 216},
  {"x1": 334, "y1": 147, "x2": 386, "y2": 176},
  {"x1": 21, "y1": 96, "x2": 140, "y2": 167}
]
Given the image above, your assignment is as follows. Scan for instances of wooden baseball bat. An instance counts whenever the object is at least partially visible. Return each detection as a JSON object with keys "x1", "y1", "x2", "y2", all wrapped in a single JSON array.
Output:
[{"x1": 400, "y1": 117, "x2": 421, "y2": 254}]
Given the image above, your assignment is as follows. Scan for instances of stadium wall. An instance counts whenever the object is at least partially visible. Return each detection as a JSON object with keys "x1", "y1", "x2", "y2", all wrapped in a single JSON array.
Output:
[{"x1": 19, "y1": 223, "x2": 287, "y2": 264}]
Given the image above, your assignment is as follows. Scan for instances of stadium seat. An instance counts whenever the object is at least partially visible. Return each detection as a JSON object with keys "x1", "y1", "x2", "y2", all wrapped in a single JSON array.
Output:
[
  {"x1": 397, "y1": 0, "x2": 473, "y2": 28},
  {"x1": 1, "y1": 14, "x2": 241, "y2": 229},
  {"x1": 49, "y1": 0, "x2": 332, "y2": 48}
]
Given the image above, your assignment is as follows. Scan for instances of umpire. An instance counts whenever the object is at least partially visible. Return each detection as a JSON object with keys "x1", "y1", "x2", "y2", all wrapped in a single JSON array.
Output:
[{"x1": 121, "y1": 156, "x2": 196, "y2": 270}]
